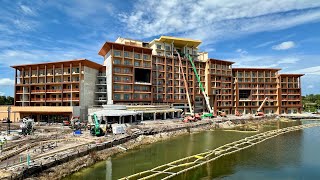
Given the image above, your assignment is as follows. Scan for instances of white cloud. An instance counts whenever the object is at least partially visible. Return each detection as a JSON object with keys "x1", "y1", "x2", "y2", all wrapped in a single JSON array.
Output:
[
  {"x1": 20, "y1": 5, "x2": 36, "y2": 16},
  {"x1": 236, "y1": 48, "x2": 248, "y2": 55},
  {"x1": 272, "y1": 41, "x2": 296, "y2": 50},
  {"x1": 0, "y1": 78, "x2": 14, "y2": 86},
  {"x1": 12, "y1": 19, "x2": 38, "y2": 31},
  {"x1": 0, "y1": 92, "x2": 5, "y2": 96},
  {"x1": 231, "y1": 54, "x2": 300, "y2": 69},
  {"x1": 291, "y1": 66, "x2": 320, "y2": 75},
  {"x1": 119, "y1": 0, "x2": 320, "y2": 44},
  {"x1": 277, "y1": 57, "x2": 300, "y2": 64},
  {"x1": 307, "y1": 85, "x2": 314, "y2": 89}
]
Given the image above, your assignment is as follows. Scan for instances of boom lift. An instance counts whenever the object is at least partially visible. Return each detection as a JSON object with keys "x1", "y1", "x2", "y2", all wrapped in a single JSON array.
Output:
[
  {"x1": 185, "y1": 54, "x2": 214, "y2": 118},
  {"x1": 175, "y1": 50, "x2": 194, "y2": 115},
  {"x1": 90, "y1": 113, "x2": 104, "y2": 136},
  {"x1": 255, "y1": 97, "x2": 268, "y2": 116}
]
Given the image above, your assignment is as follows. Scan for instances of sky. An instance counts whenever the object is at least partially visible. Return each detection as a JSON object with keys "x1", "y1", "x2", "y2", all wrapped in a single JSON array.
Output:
[{"x1": 0, "y1": 0, "x2": 320, "y2": 96}]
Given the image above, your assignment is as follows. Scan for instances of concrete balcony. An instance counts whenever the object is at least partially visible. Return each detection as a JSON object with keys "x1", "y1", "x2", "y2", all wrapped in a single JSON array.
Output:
[
  {"x1": 31, "y1": 90, "x2": 46, "y2": 93},
  {"x1": 47, "y1": 89, "x2": 62, "y2": 93},
  {"x1": 95, "y1": 97, "x2": 107, "y2": 102},
  {"x1": 63, "y1": 97, "x2": 80, "y2": 101},
  {"x1": 63, "y1": 88, "x2": 79, "y2": 92},
  {"x1": 95, "y1": 89, "x2": 107, "y2": 93},
  {"x1": 31, "y1": 98, "x2": 45, "y2": 101},
  {"x1": 96, "y1": 81, "x2": 107, "y2": 85},
  {"x1": 46, "y1": 98, "x2": 62, "y2": 101}
]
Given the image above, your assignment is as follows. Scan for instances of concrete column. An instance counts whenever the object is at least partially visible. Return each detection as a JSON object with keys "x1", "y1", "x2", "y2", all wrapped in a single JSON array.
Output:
[
  {"x1": 130, "y1": 116, "x2": 132, "y2": 123},
  {"x1": 141, "y1": 113, "x2": 144, "y2": 121},
  {"x1": 163, "y1": 112, "x2": 166, "y2": 120},
  {"x1": 172, "y1": 112, "x2": 174, "y2": 119},
  {"x1": 118, "y1": 116, "x2": 121, "y2": 124},
  {"x1": 153, "y1": 112, "x2": 156, "y2": 121}
]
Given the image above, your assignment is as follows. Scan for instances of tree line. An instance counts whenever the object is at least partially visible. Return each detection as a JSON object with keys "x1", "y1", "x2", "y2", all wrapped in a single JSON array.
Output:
[
  {"x1": 302, "y1": 94, "x2": 320, "y2": 112},
  {"x1": 0, "y1": 96, "x2": 14, "y2": 105}
]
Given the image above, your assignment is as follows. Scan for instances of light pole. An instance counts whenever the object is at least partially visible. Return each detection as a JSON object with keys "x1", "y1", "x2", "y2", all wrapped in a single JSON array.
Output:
[{"x1": 7, "y1": 106, "x2": 11, "y2": 135}]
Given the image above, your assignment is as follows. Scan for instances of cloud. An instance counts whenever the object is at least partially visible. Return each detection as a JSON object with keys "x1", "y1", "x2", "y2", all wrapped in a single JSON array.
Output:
[
  {"x1": 277, "y1": 57, "x2": 300, "y2": 64},
  {"x1": 20, "y1": 5, "x2": 36, "y2": 16},
  {"x1": 291, "y1": 66, "x2": 320, "y2": 75},
  {"x1": 0, "y1": 78, "x2": 14, "y2": 86},
  {"x1": 0, "y1": 92, "x2": 5, "y2": 96},
  {"x1": 231, "y1": 54, "x2": 300, "y2": 69},
  {"x1": 236, "y1": 48, "x2": 248, "y2": 55},
  {"x1": 119, "y1": 0, "x2": 320, "y2": 44},
  {"x1": 307, "y1": 85, "x2": 314, "y2": 89},
  {"x1": 272, "y1": 41, "x2": 296, "y2": 50}
]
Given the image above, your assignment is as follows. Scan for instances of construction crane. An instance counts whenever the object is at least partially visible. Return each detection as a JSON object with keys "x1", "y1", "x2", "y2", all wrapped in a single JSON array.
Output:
[
  {"x1": 175, "y1": 50, "x2": 194, "y2": 115},
  {"x1": 185, "y1": 54, "x2": 214, "y2": 118},
  {"x1": 256, "y1": 97, "x2": 268, "y2": 116}
]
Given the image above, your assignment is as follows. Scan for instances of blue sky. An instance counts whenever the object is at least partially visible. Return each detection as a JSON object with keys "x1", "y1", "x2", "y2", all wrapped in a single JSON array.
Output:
[{"x1": 0, "y1": 0, "x2": 320, "y2": 96}]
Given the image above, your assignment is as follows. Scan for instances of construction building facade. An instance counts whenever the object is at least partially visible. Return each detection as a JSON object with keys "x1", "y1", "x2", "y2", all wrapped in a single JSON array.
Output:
[
  {"x1": 98, "y1": 36, "x2": 303, "y2": 115},
  {"x1": 7, "y1": 36, "x2": 303, "y2": 122}
]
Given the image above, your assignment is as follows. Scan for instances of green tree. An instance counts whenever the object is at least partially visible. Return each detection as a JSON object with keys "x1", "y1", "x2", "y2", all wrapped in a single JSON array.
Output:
[
  {"x1": 303, "y1": 94, "x2": 320, "y2": 112},
  {"x1": 0, "y1": 96, "x2": 14, "y2": 105}
]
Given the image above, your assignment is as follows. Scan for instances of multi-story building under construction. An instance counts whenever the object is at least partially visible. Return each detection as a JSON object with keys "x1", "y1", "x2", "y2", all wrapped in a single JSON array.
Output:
[
  {"x1": 5, "y1": 35, "x2": 303, "y2": 123},
  {"x1": 98, "y1": 36, "x2": 303, "y2": 115}
]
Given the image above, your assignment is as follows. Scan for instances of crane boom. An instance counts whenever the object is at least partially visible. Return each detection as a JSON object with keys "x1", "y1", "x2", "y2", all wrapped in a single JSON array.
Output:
[
  {"x1": 176, "y1": 50, "x2": 194, "y2": 114},
  {"x1": 257, "y1": 97, "x2": 268, "y2": 112},
  {"x1": 186, "y1": 54, "x2": 213, "y2": 115},
  {"x1": 93, "y1": 113, "x2": 101, "y2": 135}
]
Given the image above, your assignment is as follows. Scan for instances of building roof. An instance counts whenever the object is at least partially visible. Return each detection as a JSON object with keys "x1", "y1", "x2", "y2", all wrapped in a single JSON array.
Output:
[
  {"x1": 278, "y1": 74, "x2": 304, "y2": 77},
  {"x1": 91, "y1": 109, "x2": 139, "y2": 117},
  {"x1": 209, "y1": 58, "x2": 235, "y2": 64},
  {"x1": 98, "y1": 41, "x2": 152, "y2": 56},
  {"x1": 232, "y1": 67, "x2": 281, "y2": 71},
  {"x1": 154, "y1": 36, "x2": 202, "y2": 48},
  {"x1": 11, "y1": 59, "x2": 103, "y2": 70}
]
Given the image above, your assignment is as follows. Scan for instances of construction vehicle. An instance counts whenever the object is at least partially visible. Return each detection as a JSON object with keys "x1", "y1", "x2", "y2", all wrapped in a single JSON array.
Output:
[
  {"x1": 89, "y1": 113, "x2": 105, "y2": 136},
  {"x1": 255, "y1": 97, "x2": 268, "y2": 116},
  {"x1": 235, "y1": 110, "x2": 242, "y2": 116},
  {"x1": 218, "y1": 111, "x2": 227, "y2": 117},
  {"x1": 174, "y1": 50, "x2": 214, "y2": 122},
  {"x1": 185, "y1": 54, "x2": 214, "y2": 118},
  {"x1": 20, "y1": 117, "x2": 35, "y2": 135},
  {"x1": 174, "y1": 50, "x2": 194, "y2": 116}
]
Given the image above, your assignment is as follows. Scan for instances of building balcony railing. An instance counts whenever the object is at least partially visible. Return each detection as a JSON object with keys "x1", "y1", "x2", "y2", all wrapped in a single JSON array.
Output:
[
  {"x1": 114, "y1": 80, "x2": 133, "y2": 83},
  {"x1": 114, "y1": 98, "x2": 152, "y2": 102},
  {"x1": 95, "y1": 89, "x2": 107, "y2": 93},
  {"x1": 98, "y1": 73, "x2": 106, "y2": 76},
  {"x1": 63, "y1": 97, "x2": 80, "y2": 101},
  {"x1": 46, "y1": 98, "x2": 62, "y2": 101},
  {"x1": 63, "y1": 88, "x2": 79, "y2": 92},
  {"x1": 31, "y1": 98, "x2": 45, "y2": 101},
  {"x1": 96, "y1": 81, "x2": 107, "y2": 85},
  {"x1": 47, "y1": 89, "x2": 62, "y2": 92},
  {"x1": 114, "y1": 89, "x2": 132, "y2": 92},
  {"x1": 16, "y1": 90, "x2": 27, "y2": 93},
  {"x1": 95, "y1": 97, "x2": 107, "y2": 101},
  {"x1": 31, "y1": 90, "x2": 46, "y2": 93}
]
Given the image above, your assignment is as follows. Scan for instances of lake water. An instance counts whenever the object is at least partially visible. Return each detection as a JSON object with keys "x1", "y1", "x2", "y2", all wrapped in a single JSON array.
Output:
[{"x1": 66, "y1": 120, "x2": 320, "y2": 180}]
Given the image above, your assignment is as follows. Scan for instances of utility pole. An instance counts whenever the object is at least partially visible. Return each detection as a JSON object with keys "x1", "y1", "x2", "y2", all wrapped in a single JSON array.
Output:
[{"x1": 7, "y1": 106, "x2": 11, "y2": 135}]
